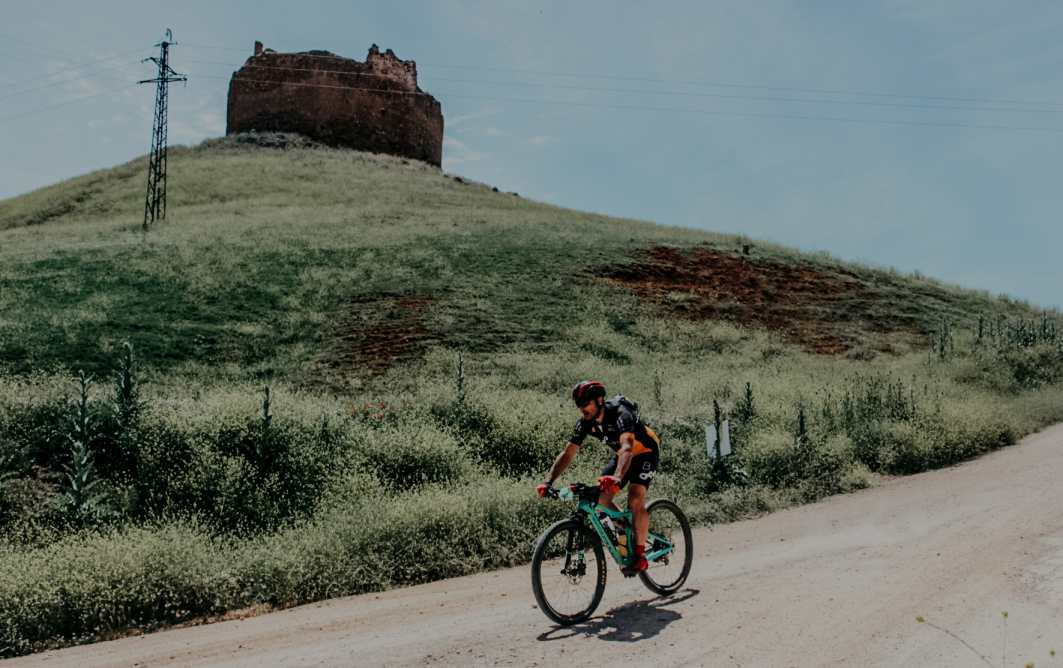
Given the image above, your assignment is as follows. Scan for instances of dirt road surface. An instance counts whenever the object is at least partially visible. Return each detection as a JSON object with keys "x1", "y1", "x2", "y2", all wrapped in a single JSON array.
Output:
[{"x1": 18, "y1": 423, "x2": 1063, "y2": 667}]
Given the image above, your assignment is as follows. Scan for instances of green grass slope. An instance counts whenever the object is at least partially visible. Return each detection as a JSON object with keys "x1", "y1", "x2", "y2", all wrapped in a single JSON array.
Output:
[
  {"x1": 1, "y1": 134, "x2": 1061, "y2": 655},
  {"x1": 0, "y1": 134, "x2": 1037, "y2": 384},
  {"x1": 0, "y1": 136, "x2": 710, "y2": 384}
]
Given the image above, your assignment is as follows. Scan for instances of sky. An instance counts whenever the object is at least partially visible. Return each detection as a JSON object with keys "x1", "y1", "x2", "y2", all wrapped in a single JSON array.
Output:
[{"x1": 2, "y1": 1, "x2": 1062, "y2": 308}]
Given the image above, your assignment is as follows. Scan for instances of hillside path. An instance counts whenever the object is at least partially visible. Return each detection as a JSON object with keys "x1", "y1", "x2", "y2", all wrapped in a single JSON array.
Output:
[{"x1": 18, "y1": 423, "x2": 1063, "y2": 667}]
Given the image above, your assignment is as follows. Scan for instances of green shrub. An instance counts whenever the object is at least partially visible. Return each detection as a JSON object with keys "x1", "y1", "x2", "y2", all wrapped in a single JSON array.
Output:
[
  {"x1": 0, "y1": 478, "x2": 568, "y2": 657},
  {"x1": 359, "y1": 422, "x2": 476, "y2": 490},
  {"x1": 956, "y1": 345, "x2": 1063, "y2": 393},
  {"x1": 930, "y1": 415, "x2": 1014, "y2": 469},
  {"x1": 0, "y1": 314, "x2": 1061, "y2": 656},
  {"x1": 246, "y1": 476, "x2": 567, "y2": 604},
  {"x1": 793, "y1": 434, "x2": 851, "y2": 499},
  {"x1": 0, "y1": 521, "x2": 236, "y2": 656},
  {"x1": 128, "y1": 415, "x2": 357, "y2": 534},
  {"x1": 742, "y1": 427, "x2": 801, "y2": 488},
  {"x1": 875, "y1": 414, "x2": 1016, "y2": 475},
  {"x1": 0, "y1": 473, "x2": 60, "y2": 533},
  {"x1": 998, "y1": 346, "x2": 1063, "y2": 390},
  {"x1": 313, "y1": 478, "x2": 562, "y2": 587},
  {"x1": 431, "y1": 401, "x2": 557, "y2": 478},
  {"x1": 0, "y1": 398, "x2": 71, "y2": 472},
  {"x1": 741, "y1": 427, "x2": 850, "y2": 499},
  {"x1": 849, "y1": 419, "x2": 896, "y2": 472}
]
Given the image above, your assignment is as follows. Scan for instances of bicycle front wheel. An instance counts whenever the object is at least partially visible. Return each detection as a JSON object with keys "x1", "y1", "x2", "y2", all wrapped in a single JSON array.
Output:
[
  {"x1": 639, "y1": 499, "x2": 693, "y2": 595},
  {"x1": 531, "y1": 518, "x2": 607, "y2": 625}
]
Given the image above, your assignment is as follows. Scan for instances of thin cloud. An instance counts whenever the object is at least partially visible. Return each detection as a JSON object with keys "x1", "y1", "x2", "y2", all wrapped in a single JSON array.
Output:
[
  {"x1": 448, "y1": 106, "x2": 503, "y2": 129},
  {"x1": 65, "y1": 77, "x2": 104, "y2": 97},
  {"x1": 169, "y1": 104, "x2": 226, "y2": 143},
  {"x1": 442, "y1": 136, "x2": 488, "y2": 168}
]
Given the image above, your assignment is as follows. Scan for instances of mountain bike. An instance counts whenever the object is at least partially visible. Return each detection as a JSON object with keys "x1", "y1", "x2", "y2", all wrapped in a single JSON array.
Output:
[{"x1": 531, "y1": 482, "x2": 693, "y2": 625}]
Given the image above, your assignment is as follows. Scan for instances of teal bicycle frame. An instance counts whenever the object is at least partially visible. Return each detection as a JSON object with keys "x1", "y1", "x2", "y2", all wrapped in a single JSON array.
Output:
[{"x1": 560, "y1": 484, "x2": 674, "y2": 567}]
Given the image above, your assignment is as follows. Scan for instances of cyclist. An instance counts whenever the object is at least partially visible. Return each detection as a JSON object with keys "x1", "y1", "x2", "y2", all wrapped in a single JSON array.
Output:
[{"x1": 537, "y1": 380, "x2": 661, "y2": 575}]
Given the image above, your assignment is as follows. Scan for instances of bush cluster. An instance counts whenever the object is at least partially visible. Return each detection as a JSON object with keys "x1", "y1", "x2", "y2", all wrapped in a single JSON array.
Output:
[
  {"x1": 2, "y1": 339, "x2": 1063, "y2": 656},
  {"x1": 959, "y1": 345, "x2": 1063, "y2": 393},
  {"x1": 356, "y1": 421, "x2": 476, "y2": 490},
  {"x1": 739, "y1": 429, "x2": 850, "y2": 498},
  {"x1": 0, "y1": 397, "x2": 359, "y2": 535},
  {"x1": 0, "y1": 478, "x2": 567, "y2": 656},
  {"x1": 430, "y1": 400, "x2": 558, "y2": 478},
  {"x1": 130, "y1": 417, "x2": 356, "y2": 534}
]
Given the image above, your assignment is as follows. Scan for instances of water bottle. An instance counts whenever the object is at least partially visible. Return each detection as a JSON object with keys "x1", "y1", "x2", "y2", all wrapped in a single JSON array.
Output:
[
  {"x1": 615, "y1": 524, "x2": 628, "y2": 558},
  {"x1": 599, "y1": 513, "x2": 618, "y2": 545}
]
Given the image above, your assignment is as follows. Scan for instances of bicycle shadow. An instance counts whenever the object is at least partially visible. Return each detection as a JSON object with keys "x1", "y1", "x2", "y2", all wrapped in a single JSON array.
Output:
[{"x1": 536, "y1": 588, "x2": 700, "y2": 643}]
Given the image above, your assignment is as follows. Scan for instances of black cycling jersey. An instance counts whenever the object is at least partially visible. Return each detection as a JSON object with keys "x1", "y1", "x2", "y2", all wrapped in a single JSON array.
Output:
[{"x1": 569, "y1": 395, "x2": 661, "y2": 456}]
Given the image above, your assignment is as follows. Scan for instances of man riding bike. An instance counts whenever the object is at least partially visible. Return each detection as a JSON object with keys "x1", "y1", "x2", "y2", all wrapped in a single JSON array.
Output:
[{"x1": 537, "y1": 380, "x2": 662, "y2": 575}]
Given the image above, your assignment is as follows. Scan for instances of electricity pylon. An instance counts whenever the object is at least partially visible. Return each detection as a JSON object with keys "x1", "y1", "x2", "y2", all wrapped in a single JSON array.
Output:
[{"x1": 138, "y1": 29, "x2": 186, "y2": 230}]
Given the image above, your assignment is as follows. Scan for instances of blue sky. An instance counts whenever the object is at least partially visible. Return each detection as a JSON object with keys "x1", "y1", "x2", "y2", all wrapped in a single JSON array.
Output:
[{"x1": 2, "y1": 1, "x2": 1061, "y2": 307}]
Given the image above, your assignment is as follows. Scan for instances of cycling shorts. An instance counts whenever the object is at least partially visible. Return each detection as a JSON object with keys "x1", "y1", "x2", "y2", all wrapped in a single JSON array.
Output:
[{"x1": 601, "y1": 451, "x2": 659, "y2": 490}]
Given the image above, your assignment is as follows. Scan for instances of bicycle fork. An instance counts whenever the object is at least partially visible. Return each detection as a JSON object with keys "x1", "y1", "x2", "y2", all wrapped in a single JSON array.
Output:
[{"x1": 562, "y1": 524, "x2": 587, "y2": 581}]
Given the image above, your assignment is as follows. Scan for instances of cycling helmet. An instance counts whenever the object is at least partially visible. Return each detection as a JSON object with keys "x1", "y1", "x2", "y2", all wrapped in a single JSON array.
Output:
[{"x1": 571, "y1": 380, "x2": 606, "y2": 406}]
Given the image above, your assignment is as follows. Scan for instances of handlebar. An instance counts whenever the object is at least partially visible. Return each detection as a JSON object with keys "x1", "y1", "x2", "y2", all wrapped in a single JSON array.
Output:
[{"x1": 543, "y1": 482, "x2": 600, "y2": 502}]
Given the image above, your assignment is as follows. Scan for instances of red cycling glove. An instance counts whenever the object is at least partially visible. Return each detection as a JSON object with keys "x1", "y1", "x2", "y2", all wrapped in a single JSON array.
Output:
[
  {"x1": 536, "y1": 482, "x2": 552, "y2": 497},
  {"x1": 598, "y1": 475, "x2": 621, "y2": 494}
]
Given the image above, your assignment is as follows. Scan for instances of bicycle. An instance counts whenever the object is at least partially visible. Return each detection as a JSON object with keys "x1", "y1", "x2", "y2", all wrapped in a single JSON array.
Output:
[{"x1": 531, "y1": 481, "x2": 693, "y2": 625}]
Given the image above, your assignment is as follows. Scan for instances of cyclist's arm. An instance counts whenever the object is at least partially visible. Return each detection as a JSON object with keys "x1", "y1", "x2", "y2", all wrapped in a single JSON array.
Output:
[
  {"x1": 546, "y1": 442, "x2": 580, "y2": 485},
  {"x1": 613, "y1": 432, "x2": 637, "y2": 480}
]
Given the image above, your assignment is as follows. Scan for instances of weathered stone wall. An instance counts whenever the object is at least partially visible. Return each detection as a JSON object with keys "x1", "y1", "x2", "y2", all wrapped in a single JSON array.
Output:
[{"x1": 226, "y1": 43, "x2": 443, "y2": 166}]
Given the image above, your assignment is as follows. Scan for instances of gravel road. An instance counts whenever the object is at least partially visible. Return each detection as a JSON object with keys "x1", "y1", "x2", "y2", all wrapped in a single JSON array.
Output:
[{"x1": 19, "y1": 423, "x2": 1063, "y2": 667}]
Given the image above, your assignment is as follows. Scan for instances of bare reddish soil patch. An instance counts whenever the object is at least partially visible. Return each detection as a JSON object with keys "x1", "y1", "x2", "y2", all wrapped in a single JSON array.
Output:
[
  {"x1": 324, "y1": 294, "x2": 437, "y2": 374},
  {"x1": 598, "y1": 246, "x2": 908, "y2": 354}
]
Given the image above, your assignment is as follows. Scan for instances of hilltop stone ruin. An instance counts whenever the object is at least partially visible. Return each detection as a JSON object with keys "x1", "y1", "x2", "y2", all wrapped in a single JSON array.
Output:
[{"x1": 226, "y1": 42, "x2": 443, "y2": 165}]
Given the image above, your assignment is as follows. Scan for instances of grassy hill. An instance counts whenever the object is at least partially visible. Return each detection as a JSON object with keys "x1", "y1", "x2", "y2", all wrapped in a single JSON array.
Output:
[
  {"x1": 1, "y1": 133, "x2": 1061, "y2": 655},
  {"x1": 0, "y1": 133, "x2": 1038, "y2": 383}
]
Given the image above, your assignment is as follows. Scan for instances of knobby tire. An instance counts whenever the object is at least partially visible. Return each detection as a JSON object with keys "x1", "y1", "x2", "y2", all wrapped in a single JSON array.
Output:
[
  {"x1": 638, "y1": 498, "x2": 693, "y2": 595},
  {"x1": 531, "y1": 518, "x2": 607, "y2": 625}
]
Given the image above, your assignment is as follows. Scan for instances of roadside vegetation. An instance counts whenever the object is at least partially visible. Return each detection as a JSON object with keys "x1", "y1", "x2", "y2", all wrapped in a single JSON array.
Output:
[{"x1": 1, "y1": 134, "x2": 1060, "y2": 656}]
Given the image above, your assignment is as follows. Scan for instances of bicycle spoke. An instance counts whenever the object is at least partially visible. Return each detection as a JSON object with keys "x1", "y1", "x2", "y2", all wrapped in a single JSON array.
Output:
[
  {"x1": 535, "y1": 524, "x2": 603, "y2": 620},
  {"x1": 638, "y1": 500, "x2": 692, "y2": 594}
]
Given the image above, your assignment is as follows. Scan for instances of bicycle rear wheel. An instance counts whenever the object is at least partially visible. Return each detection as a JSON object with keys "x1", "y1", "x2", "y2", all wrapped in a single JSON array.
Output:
[
  {"x1": 638, "y1": 499, "x2": 693, "y2": 595},
  {"x1": 531, "y1": 518, "x2": 607, "y2": 625}
]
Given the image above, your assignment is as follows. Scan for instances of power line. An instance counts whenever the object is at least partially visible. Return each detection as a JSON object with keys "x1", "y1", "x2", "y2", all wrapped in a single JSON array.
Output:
[
  {"x1": 3, "y1": 41, "x2": 1062, "y2": 137},
  {"x1": 177, "y1": 42, "x2": 247, "y2": 52},
  {"x1": 0, "y1": 48, "x2": 49, "y2": 68},
  {"x1": 428, "y1": 77, "x2": 1063, "y2": 115},
  {"x1": 421, "y1": 63, "x2": 1063, "y2": 109},
  {"x1": 191, "y1": 59, "x2": 1063, "y2": 115},
  {"x1": 206, "y1": 74, "x2": 1063, "y2": 134},
  {"x1": 0, "y1": 58, "x2": 144, "y2": 103},
  {"x1": 178, "y1": 42, "x2": 1062, "y2": 108},
  {"x1": 0, "y1": 82, "x2": 137, "y2": 123},
  {"x1": 0, "y1": 46, "x2": 151, "y2": 90},
  {"x1": 440, "y1": 91, "x2": 1063, "y2": 133},
  {"x1": 16, "y1": 37, "x2": 1063, "y2": 111},
  {"x1": 0, "y1": 31, "x2": 79, "y2": 58}
]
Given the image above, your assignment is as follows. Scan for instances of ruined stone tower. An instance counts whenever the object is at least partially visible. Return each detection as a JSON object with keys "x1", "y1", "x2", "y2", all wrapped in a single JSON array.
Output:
[{"x1": 226, "y1": 43, "x2": 443, "y2": 165}]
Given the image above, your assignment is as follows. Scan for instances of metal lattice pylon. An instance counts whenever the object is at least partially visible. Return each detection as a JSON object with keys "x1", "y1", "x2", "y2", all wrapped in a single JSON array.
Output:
[{"x1": 139, "y1": 29, "x2": 186, "y2": 230}]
